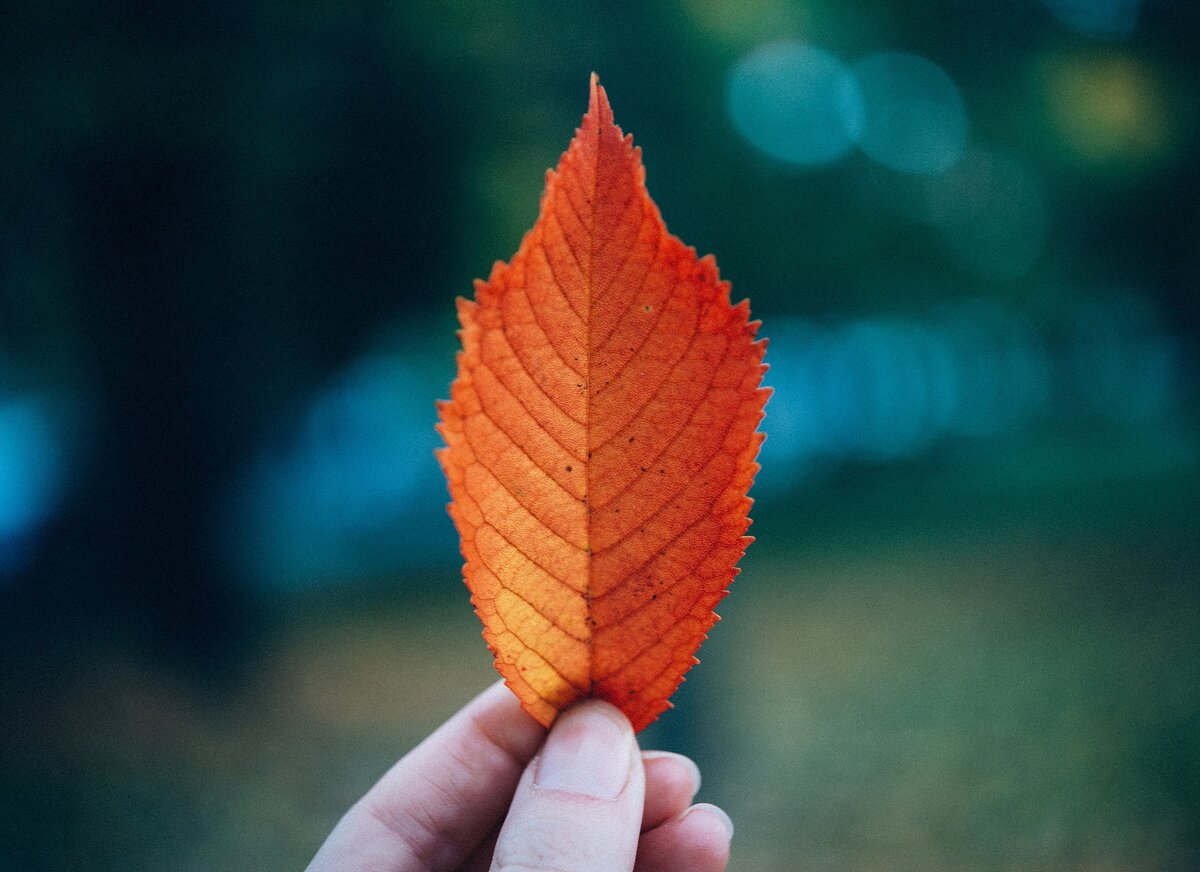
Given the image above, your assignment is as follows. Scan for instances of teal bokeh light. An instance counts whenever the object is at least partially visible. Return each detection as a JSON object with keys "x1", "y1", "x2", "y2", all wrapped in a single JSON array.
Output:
[
  {"x1": 849, "y1": 52, "x2": 969, "y2": 175},
  {"x1": 727, "y1": 40, "x2": 863, "y2": 166}
]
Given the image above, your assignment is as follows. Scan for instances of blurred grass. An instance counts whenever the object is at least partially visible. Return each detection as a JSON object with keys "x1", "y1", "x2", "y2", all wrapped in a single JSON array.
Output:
[
  {"x1": 710, "y1": 538, "x2": 1200, "y2": 871},
  {"x1": 4, "y1": 526, "x2": 1197, "y2": 871}
]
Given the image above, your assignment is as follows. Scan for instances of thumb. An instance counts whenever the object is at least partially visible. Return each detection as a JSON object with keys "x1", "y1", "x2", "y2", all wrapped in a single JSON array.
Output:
[{"x1": 490, "y1": 699, "x2": 644, "y2": 872}]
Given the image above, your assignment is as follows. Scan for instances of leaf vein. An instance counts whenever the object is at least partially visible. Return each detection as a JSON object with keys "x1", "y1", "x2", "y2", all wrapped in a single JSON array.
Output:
[
  {"x1": 589, "y1": 306, "x2": 708, "y2": 459},
  {"x1": 489, "y1": 575, "x2": 587, "y2": 644},
  {"x1": 591, "y1": 221, "x2": 663, "y2": 351},
  {"x1": 517, "y1": 246, "x2": 584, "y2": 380},
  {"x1": 591, "y1": 240, "x2": 675, "y2": 398},
  {"x1": 472, "y1": 352, "x2": 584, "y2": 459},
  {"x1": 466, "y1": 397, "x2": 580, "y2": 508},
  {"x1": 496, "y1": 626, "x2": 588, "y2": 693},
  {"x1": 592, "y1": 394, "x2": 743, "y2": 563},
  {"x1": 461, "y1": 434, "x2": 585, "y2": 569},
  {"x1": 478, "y1": 517, "x2": 582, "y2": 599},
  {"x1": 605, "y1": 625, "x2": 704, "y2": 691},
  {"x1": 590, "y1": 188, "x2": 642, "y2": 301},
  {"x1": 544, "y1": 209, "x2": 587, "y2": 322},
  {"x1": 590, "y1": 333, "x2": 725, "y2": 512}
]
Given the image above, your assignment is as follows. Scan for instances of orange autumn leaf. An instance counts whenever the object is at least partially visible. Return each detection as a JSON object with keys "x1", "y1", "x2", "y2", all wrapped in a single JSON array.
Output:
[{"x1": 436, "y1": 75, "x2": 767, "y2": 732}]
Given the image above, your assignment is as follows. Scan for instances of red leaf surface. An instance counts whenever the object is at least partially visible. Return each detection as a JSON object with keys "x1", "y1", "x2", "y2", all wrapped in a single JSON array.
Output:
[{"x1": 437, "y1": 75, "x2": 767, "y2": 731}]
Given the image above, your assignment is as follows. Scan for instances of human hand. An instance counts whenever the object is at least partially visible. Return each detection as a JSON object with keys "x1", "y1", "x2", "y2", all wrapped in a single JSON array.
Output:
[{"x1": 306, "y1": 681, "x2": 733, "y2": 872}]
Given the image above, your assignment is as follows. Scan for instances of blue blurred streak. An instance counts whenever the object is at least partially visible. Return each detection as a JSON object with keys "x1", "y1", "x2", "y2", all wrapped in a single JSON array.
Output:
[
  {"x1": 758, "y1": 296, "x2": 1181, "y2": 492},
  {"x1": 228, "y1": 296, "x2": 1190, "y2": 589},
  {"x1": 227, "y1": 347, "x2": 455, "y2": 593},
  {"x1": 1068, "y1": 294, "x2": 1183, "y2": 422},
  {"x1": 0, "y1": 395, "x2": 67, "y2": 577}
]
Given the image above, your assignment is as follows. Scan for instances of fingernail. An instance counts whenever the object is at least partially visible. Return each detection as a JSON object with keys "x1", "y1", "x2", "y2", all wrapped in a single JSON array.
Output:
[
  {"x1": 534, "y1": 700, "x2": 633, "y2": 800},
  {"x1": 686, "y1": 803, "x2": 735, "y2": 839},
  {"x1": 643, "y1": 750, "x2": 702, "y2": 795}
]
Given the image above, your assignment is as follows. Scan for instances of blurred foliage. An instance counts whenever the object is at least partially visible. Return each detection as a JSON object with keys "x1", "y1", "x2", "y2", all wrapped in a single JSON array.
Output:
[{"x1": 1, "y1": 1, "x2": 1198, "y2": 870}]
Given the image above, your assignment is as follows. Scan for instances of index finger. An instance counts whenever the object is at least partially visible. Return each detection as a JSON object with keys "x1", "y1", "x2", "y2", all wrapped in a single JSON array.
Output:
[{"x1": 307, "y1": 680, "x2": 546, "y2": 872}]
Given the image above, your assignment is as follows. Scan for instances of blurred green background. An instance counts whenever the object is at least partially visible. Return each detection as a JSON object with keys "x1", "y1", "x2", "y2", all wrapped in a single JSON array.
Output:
[{"x1": 2, "y1": 1, "x2": 1198, "y2": 870}]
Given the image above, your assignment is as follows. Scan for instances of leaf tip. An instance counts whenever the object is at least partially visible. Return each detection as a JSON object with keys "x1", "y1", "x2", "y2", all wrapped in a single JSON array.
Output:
[{"x1": 587, "y1": 71, "x2": 613, "y2": 126}]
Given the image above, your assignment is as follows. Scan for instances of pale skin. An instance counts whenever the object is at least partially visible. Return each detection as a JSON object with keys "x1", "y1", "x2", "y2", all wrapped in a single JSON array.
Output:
[{"x1": 306, "y1": 682, "x2": 733, "y2": 872}]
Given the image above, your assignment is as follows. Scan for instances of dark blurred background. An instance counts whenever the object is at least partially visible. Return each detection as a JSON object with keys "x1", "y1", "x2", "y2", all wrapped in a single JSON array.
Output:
[{"x1": 2, "y1": 1, "x2": 1198, "y2": 870}]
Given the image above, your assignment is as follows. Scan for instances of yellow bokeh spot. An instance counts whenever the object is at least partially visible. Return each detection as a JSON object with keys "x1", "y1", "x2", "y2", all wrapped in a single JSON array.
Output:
[
  {"x1": 680, "y1": 0, "x2": 811, "y2": 46},
  {"x1": 1042, "y1": 52, "x2": 1172, "y2": 165}
]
